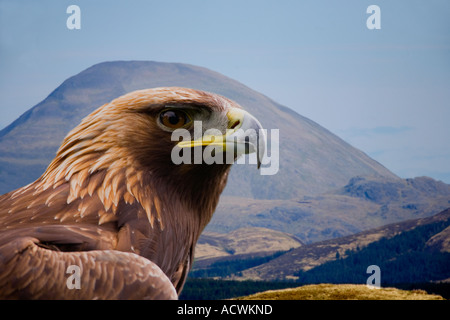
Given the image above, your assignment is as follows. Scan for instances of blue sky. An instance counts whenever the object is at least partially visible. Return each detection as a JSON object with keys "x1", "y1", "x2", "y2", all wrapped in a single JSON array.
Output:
[{"x1": 1, "y1": 0, "x2": 450, "y2": 183}]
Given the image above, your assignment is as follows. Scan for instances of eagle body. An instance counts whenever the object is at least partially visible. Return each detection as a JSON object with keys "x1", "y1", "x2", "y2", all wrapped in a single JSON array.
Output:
[{"x1": 0, "y1": 87, "x2": 264, "y2": 299}]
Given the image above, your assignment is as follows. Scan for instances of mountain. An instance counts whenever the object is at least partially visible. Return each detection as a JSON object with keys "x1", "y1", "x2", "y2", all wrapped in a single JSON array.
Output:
[
  {"x1": 0, "y1": 60, "x2": 449, "y2": 250},
  {"x1": 0, "y1": 60, "x2": 396, "y2": 198}
]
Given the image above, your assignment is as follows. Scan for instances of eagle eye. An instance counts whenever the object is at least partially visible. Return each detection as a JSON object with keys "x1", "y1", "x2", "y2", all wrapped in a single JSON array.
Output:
[{"x1": 159, "y1": 109, "x2": 192, "y2": 130}]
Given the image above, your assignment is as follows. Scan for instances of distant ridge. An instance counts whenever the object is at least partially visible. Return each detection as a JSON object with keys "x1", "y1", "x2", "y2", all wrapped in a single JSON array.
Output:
[{"x1": 234, "y1": 208, "x2": 450, "y2": 282}]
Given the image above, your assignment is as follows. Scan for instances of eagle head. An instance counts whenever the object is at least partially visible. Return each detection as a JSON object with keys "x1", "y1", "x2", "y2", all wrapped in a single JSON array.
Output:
[{"x1": 42, "y1": 87, "x2": 265, "y2": 226}]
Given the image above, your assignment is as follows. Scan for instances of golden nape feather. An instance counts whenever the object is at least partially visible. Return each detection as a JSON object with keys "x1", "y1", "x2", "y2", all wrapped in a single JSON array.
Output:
[{"x1": 0, "y1": 87, "x2": 265, "y2": 299}]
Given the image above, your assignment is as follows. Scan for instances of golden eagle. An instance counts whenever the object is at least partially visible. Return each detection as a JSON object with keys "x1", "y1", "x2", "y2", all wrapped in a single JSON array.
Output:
[{"x1": 0, "y1": 87, "x2": 265, "y2": 299}]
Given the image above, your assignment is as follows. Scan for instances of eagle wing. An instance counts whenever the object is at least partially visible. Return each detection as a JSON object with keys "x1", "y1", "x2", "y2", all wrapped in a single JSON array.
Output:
[
  {"x1": 0, "y1": 175, "x2": 178, "y2": 299},
  {"x1": 0, "y1": 236, "x2": 177, "y2": 300}
]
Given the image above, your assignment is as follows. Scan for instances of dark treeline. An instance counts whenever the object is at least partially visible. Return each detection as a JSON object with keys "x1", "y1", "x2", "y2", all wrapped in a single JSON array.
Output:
[
  {"x1": 179, "y1": 278, "x2": 299, "y2": 300},
  {"x1": 189, "y1": 251, "x2": 287, "y2": 278}
]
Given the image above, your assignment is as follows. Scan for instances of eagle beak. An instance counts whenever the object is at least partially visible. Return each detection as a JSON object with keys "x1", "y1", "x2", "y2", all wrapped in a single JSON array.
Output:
[
  {"x1": 224, "y1": 108, "x2": 266, "y2": 169},
  {"x1": 177, "y1": 108, "x2": 266, "y2": 168}
]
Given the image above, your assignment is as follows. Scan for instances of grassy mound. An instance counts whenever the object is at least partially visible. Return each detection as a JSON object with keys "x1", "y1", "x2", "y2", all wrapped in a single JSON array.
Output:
[{"x1": 235, "y1": 283, "x2": 445, "y2": 300}]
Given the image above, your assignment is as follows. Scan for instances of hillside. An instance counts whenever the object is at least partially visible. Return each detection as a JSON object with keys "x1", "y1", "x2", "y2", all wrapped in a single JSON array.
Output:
[
  {"x1": 206, "y1": 176, "x2": 450, "y2": 244},
  {"x1": 195, "y1": 227, "x2": 303, "y2": 261},
  {"x1": 190, "y1": 208, "x2": 450, "y2": 284},
  {"x1": 0, "y1": 60, "x2": 397, "y2": 199}
]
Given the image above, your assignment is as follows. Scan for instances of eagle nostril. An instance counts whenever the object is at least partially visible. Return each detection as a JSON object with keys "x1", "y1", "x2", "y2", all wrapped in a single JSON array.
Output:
[{"x1": 229, "y1": 120, "x2": 240, "y2": 130}]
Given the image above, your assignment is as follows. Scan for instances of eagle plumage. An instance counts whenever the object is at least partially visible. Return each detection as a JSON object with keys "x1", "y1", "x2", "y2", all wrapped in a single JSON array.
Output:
[{"x1": 0, "y1": 87, "x2": 264, "y2": 299}]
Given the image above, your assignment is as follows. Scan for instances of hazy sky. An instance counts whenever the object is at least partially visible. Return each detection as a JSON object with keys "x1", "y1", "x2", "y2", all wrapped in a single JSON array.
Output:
[{"x1": 1, "y1": 0, "x2": 449, "y2": 183}]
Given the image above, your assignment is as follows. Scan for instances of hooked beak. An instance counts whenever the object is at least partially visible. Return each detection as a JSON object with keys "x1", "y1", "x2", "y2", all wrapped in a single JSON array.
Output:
[{"x1": 177, "y1": 108, "x2": 266, "y2": 168}]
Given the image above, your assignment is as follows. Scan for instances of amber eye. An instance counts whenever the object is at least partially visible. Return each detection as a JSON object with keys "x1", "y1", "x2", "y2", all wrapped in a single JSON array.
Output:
[{"x1": 159, "y1": 110, "x2": 191, "y2": 129}]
